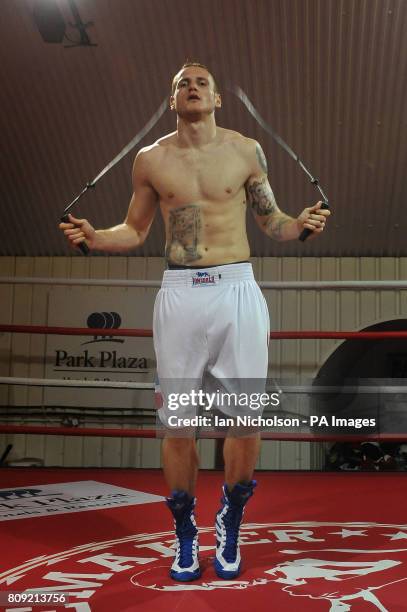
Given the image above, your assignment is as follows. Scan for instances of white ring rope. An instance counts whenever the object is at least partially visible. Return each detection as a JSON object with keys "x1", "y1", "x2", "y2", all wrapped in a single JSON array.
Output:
[
  {"x1": 1, "y1": 278, "x2": 407, "y2": 290},
  {"x1": 0, "y1": 377, "x2": 154, "y2": 390},
  {"x1": 0, "y1": 377, "x2": 405, "y2": 394}
]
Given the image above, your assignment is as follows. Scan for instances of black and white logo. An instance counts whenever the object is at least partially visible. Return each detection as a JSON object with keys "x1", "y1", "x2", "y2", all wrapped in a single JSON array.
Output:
[{"x1": 83, "y1": 312, "x2": 124, "y2": 344}]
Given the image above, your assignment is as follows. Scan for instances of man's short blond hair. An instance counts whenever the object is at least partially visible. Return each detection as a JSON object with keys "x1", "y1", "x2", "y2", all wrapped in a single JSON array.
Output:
[{"x1": 171, "y1": 62, "x2": 219, "y2": 95}]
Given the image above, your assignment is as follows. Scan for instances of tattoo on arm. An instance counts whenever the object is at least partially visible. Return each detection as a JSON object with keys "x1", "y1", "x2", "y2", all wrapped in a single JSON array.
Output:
[
  {"x1": 247, "y1": 175, "x2": 294, "y2": 241},
  {"x1": 165, "y1": 205, "x2": 202, "y2": 264},
  {"x1": 246, "y1": 177, "x2": 277, "y2": 216},
  {"x1": 266, "y1": 215, "x2": 292, "y2": 241},
  {"x1": 256, "y1": 143, "x2": 268, "y2": 173}
]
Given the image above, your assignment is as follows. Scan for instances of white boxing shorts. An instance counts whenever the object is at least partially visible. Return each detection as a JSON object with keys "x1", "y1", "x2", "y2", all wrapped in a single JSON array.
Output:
[{"x1": 153, "y1": 262, "x2": 270, "y2": 427}]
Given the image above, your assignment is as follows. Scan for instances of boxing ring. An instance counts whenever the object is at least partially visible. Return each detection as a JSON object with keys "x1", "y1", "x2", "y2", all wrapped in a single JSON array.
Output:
[{"x1": 0, "y1": 276, "x2": 407, "y2": 611}]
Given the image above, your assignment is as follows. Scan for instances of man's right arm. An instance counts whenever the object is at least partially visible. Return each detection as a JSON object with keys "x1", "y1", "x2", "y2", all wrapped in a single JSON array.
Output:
[{"x1": 59, "y1": 149, "x2": 159, "y2": 253}]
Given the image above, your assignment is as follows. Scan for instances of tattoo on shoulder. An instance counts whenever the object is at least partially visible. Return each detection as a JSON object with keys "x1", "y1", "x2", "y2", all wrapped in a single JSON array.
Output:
[
  {"x1": 256, "y1": 143, "x2": 268, "y2": 173},
  {"x1": 246, "y1": 178, "x2": 277, "y2": 216},
  {"x1": 165, "y1": 205, "x2": 202, "y2": 264}
]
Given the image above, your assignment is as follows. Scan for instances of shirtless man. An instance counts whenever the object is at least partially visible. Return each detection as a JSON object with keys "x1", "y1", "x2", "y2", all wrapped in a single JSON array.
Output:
[{"x1": 60, "y1": 62, "x2": 330, "y2": 582}]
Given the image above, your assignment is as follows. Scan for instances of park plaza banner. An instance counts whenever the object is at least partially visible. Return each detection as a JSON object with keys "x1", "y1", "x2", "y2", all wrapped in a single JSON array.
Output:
[{"x1": 45, "y1": 287, "x2": 155, "y2": 409}]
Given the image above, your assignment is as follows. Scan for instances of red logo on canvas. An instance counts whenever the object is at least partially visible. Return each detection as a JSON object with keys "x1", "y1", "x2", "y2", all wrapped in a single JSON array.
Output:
[{"x1": 1, "y1": 523, "x2": 406, "y2": 610}]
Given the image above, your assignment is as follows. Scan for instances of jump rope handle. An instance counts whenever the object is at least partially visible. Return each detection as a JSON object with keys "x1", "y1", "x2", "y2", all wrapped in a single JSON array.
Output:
[
  {"x1": 60, "y1": 214, "x2": 90, "y2": 255},
  {"x1": 299, "y1": 201, "x2": 330, "y2": 242}
]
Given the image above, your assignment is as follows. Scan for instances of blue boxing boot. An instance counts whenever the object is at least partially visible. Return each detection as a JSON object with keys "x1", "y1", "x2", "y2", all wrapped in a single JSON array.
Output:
[
  {"x1": 166, "y1": 490, "x2": 200, "y2": 581},
  {"x1": 214, "y1": 480, "x2": 256, "y2": 579}
]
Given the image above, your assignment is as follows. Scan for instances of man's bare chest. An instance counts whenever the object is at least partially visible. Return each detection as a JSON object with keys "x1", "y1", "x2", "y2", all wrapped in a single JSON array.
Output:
[{"x1": 150, "y1": 147, "x2": 249, "y2": 204}]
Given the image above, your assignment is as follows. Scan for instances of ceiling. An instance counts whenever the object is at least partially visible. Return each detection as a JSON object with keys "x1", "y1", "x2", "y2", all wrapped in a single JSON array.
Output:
[{"x1": 1, "y1": 0, "x2": 406, "y2": 257}]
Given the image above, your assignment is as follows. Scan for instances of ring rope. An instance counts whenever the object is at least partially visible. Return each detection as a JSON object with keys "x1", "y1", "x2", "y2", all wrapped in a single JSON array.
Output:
[
  {"x1": 1, "y1": 277, "x2": 407, "y2": 290},
  {"x1": 0, "y1": 424, "x2": 406, "y2": 442},
  {"x1": 0, "y1": 377, "x2": 405, "y2": 394},
  {"x1": 1, "y1": 325, "x2": 407, "y2": 339},
  {"x1": 0, "y1": 377, "x2": 154, "y2": 389}
]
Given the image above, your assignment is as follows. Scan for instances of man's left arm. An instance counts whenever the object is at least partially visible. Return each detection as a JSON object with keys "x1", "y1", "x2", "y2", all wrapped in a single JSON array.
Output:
[{"x1": 245, "y1": 141, "x2": 330, "y2": 241}]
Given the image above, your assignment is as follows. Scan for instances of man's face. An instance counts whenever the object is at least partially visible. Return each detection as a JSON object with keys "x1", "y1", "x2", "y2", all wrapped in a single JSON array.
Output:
[{"x1": 170, "y1": 68, "x2": 221, "y2": 118}]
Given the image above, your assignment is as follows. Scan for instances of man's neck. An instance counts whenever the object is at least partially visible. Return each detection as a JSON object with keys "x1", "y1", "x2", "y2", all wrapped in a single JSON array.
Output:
[{"x1": 176, "y1": 114, "x2": 217, "y2": 148}]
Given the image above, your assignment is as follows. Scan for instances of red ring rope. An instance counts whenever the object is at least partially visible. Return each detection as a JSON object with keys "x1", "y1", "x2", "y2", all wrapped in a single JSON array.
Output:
[
  {"x1": 1, "y1": 324, "x2": 407, "y2": 339},
  {"x1": 0, "y1": 424, "x2": 406, "y2": 442}
]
